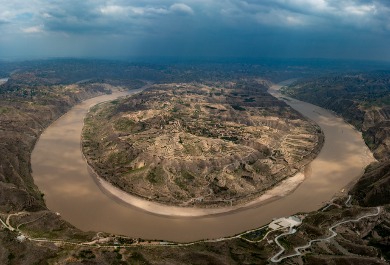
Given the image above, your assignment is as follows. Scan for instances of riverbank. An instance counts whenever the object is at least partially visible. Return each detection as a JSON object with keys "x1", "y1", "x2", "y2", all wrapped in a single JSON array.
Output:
[{"x1": 92, "y1": 171, "x2": 306, "y2": 217}]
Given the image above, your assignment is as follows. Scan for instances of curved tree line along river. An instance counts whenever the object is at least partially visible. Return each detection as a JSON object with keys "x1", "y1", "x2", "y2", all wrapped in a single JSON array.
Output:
[{"x1": 31, "y1": 81, "x2": 375, "y2": 242}]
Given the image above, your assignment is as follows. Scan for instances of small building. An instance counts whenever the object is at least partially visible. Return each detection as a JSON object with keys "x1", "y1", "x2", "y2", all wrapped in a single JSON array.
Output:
[
  {"x1": 269, "y1": 216, "x2": 302, "y2": 230},
  {"x1": 16, "y1": 234, "x2": 26, "y2": 242}
]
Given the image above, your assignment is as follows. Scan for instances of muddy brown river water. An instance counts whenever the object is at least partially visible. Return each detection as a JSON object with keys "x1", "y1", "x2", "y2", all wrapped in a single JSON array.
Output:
[{"x1": 31, "y1": 82, "x2": 375, "y2": 242}]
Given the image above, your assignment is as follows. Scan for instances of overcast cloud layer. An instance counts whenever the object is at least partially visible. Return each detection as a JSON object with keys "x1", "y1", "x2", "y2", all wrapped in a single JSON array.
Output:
[{"x1": 0, "y1": 0, "x2": 389, "y2": 60}]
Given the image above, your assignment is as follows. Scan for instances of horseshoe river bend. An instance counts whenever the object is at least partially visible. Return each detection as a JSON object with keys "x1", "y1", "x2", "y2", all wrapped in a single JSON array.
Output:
[{"x1": 31, "y1": 81, "x2": 375, "y2": 242}]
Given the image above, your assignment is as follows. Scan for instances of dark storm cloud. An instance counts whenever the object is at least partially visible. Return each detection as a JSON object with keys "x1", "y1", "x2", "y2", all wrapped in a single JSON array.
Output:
[
  {"x1": 0, "y1": 0, "x2": 389, "y2": 60},
  {"x1": 34, "y1": 0, "x2": 195, "y2": 37}
]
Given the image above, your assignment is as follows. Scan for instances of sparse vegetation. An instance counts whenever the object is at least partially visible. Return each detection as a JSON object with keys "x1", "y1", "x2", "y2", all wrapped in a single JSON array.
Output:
[
  {"x1": 82, "y1": 81, "x2": 323, "y2": 207},
  {"x1": 1, "y1": 60, "x2": 389, "y2": 265}
]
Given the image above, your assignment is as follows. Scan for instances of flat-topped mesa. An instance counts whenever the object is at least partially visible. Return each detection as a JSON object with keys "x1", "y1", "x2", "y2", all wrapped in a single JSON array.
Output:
[{"x1": 82, "y1": 81, "x2": 324, "y2": 207}]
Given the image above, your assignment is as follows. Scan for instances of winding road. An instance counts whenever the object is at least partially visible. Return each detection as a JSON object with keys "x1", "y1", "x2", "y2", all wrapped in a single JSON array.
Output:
[
  {"x1": 0, "y1": 198, "x2": 381, "y2": 262},
  {"x1": 270, "y1": 206, "x2": 381, "y2": 263}
]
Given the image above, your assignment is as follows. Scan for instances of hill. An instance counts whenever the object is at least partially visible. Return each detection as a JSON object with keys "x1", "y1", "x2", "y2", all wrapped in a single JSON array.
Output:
[{"x1": 82, "y1": 80, "x2": 323, "y2": 207}]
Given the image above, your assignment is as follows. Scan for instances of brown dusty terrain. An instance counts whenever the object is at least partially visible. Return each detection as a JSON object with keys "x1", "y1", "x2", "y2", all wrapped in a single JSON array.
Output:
[
  {"x1": 0, "y1": 81, "x2": 114, "y2": 213},
  {"x1": 281, "y1": 74, "x2": 390, "y2": 263},
  {"x1": 266, "y1": 198, "x2": 389, "y2": 265},
  {"x1": 82, "y1": 80, "x2": 323, "y2": 207},
  {"x1": 1, "y1": 63, "x2": 388, "y2": 264},
  {"x1": 284, "y1": 73, "x2": 390, "y2": 207}
]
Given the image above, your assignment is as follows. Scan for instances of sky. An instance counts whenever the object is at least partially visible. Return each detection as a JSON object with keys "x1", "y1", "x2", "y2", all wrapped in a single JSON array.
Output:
[{"x1": 0, "y1": 0, "x2": 390, "y2": 61}]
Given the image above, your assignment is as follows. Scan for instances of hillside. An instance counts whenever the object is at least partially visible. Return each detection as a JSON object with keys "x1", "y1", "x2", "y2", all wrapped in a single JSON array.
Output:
[
  {"x1": 0, "y1": 81, "x2": 113, "y2": 213},
  {"x1": 1, "y1": 61, "x2": 389, "y2": 264},
  {"x1": 283, "y1": 71, "x2": 390, "y2": 160},
  {"x1": 82, "y1": 80, "x2": 323, "y2": 207},
  {"x1": 281, "y1": 73, "x2": 390, "y2": 263},
  {"x1": 283, "y1": 72, "x2": 390, "y2": 205}
]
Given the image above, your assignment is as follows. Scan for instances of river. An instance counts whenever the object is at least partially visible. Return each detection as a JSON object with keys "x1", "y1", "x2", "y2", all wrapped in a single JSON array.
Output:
[{"x1": 31, "y1": 82, "x2": 375, "y2": 242}]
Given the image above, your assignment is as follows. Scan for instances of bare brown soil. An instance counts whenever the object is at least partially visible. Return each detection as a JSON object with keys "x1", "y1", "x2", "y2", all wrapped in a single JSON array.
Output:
[
  {"x1": 1, "y1": 61, "x2": 388, "y2": 264},
  {"x1": 285, "y1": 73, "x2": 390, "y2": 207},
  {"x1": 0, "y1": 81, "x2": 113, "y2": 213},
  {"x1": 82, "y1": 80, "x2": 323, "y2": 207}
]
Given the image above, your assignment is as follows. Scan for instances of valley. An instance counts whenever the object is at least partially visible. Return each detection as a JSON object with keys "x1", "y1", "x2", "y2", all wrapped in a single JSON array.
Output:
[{"x1": 0, "y1": 60, "x2": 389, "y2": 264}]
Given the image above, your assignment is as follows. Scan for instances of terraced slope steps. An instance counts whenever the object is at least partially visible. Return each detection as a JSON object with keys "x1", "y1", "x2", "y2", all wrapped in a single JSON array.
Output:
[{"x1": 82, "y1": 81, "x2": 323, "y2": 207}]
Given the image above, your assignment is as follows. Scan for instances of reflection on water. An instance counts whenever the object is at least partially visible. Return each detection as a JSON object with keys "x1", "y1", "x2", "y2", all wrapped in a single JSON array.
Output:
[{"x1": 31, "y1": 85, "x2": 375, "y2": 242}]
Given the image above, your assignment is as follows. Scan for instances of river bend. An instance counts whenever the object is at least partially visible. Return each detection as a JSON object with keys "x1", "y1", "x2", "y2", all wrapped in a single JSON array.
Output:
[{"x1": 31, "y1": 82, "x2": 375, "y2": 242}]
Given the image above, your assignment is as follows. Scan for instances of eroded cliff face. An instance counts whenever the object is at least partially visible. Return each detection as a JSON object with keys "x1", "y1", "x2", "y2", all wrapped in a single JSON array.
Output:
[
  {"x1": 284, "y1": 72, "x2": 390, "y2": 207},
  {"x1": 281, "y1": 73, "x2": 390, "y2": 263},
  {"x1": 82, "y1": 81, "x2": 323, "y2": 207},
  {"x1": 0, "y1": 82, "x2": 112, "y2": 212},
  {"x1": 363, "y1": 107, "x2": 390, "y2": 160},
  {"x1": 351, "y1": 161, "x2": 390, "y2": 207}
]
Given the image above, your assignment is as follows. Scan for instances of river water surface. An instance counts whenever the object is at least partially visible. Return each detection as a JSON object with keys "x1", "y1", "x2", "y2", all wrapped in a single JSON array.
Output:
[{"x1": 31, "y1": 82, "x2": 375, "y2": 242}]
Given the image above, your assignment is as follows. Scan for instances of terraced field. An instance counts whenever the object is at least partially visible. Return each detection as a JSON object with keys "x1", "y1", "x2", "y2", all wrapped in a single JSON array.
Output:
[{"x1": 82, "y1": 81, "x2": 323, "y2": 207}]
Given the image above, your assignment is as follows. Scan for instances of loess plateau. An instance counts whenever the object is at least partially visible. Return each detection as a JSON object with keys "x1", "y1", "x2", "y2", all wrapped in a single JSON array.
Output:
[{"x1": 82, "y1": 80, "x2": 323, "y2": 207}]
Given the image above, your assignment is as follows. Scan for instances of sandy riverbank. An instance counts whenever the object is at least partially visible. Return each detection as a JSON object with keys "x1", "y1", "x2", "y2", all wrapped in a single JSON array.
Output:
[{"x1": 93, "y1": 170, "x2": 306, "y2": 217}]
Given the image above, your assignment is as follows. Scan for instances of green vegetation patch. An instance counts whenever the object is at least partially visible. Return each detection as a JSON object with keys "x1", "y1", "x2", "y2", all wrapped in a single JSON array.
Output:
[
  {"x1": 171, "y1": 105, "x2": 180, "y2": 112},
  {"x1": 8, "y1": 253, "x2": 15, "y2": 261},
  {"x1": 128, "y1": 251, "x2": 151, "y2": 265},
  {"x1": 146, "y1": 166, "x2": 165, "y2": 184},
  {"x1": 182, "y1": 171, "x2": 195, "y2": 182},
  {"x1": 77, "y1": 249, "x2": 96, "y2": 260},
  {"x1": 241, "y1": 227, "x2": 269, "y2": 241},
  {"x1": 231, "y1": 104, "x2": 246, "y2": 111},
  {"x1": 107, "y1": 151, "x2": 129, "y2": 165},
  {"x1": 125, "y1": 166, "x2": 146, "y2": 175},
  {"x1": 114, "y1": 117, "x2": 135, "y2": 131},
  {"x1": 221, "y1": 136, "x2": 239, "y2": 142},
  {"x1": 0, "y1": 106, "x2": 11, "y2": 114},
  {"x1": 175, "y1": 170, "x2": 195, "y2": 190}
]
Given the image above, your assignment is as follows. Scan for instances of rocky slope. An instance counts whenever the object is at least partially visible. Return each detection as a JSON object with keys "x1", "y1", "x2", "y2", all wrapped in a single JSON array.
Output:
[
  {"x1": 282, "y1": 72, "x2": 390, "y2": 263},
  {"x1": 273, "y1": 198, "x2": 390, "y2": 264},
  {"x1": 0, "y1": 81, "x2": 113, "y2": 213},
  {"x1": 283, "y1": 71, "x2": 390, "y2": 160},
  {"x1": 351, "y1": 161, "x2": 390, "y2": 207},
  {"x1": 0, "y1": 73, "x2": 134, "y2": 263},
  {"x1": 284, "y1": 72, "x2": 390, "y2": 206}
]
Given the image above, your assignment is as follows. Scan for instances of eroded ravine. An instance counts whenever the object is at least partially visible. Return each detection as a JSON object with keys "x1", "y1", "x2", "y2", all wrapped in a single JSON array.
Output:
[{"x1": 31, "y1": 82, "x2": 375, "y2": 242}]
